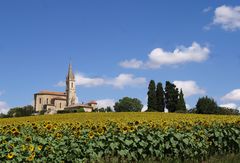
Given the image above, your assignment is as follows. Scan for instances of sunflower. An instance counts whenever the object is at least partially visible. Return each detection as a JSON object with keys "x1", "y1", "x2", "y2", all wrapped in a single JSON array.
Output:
[
  {"x1": 33, "y1": 126, "x2": 38, "y2": 130},
  {"x1": 37, "y1": 145, "x2": 43, "y2": 151},
  {"x1": 6, "y1": 152, "x2": 14, "y2": 159},
  {"x1": 129, "y1": 126, "x2": 135, "y2": 132},
  {"x1": 25, "y1": 136, "x2": 32, "y2": 142},
  {"x1": 55, "y1": 132, "x2": 62, "y2": 139},
  {"x1": 13, "y1": 130, "x2": 20, "y2": 136},
  {"x1": 45, "y1": 124, "x2": 52, "y2": 130},
  {"x1": 28, "y1": 144, "x2": 35, "y2": 152},
  {"x1": 97, "y1": 128, "x2": 104, "y2": 135},
  {"x1": 135, "y1": 121, "x2": 140, "y2": 126},
  {"x1": 122, "y1": 126, "x2": 128, "y2": 133},
  {"x1": 88, "y1": 131, "x2": 94, "y2": 139},
  {"x1": 26, "y1": 155, "x2": 34, "y2": 161}
]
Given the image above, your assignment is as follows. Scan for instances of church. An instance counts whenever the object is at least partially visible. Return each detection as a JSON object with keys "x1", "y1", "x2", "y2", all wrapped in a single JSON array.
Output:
[{"x1": 34, "y1": 64, "x2": 97, "y2": 113}]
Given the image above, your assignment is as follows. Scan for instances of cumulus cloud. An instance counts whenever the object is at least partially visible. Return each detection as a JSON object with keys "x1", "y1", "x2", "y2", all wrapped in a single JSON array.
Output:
[
  {"x1": 173, "y1": 80, "x2": 206, "y2": 97},
  {"x1": 222, "y1": 89, "x2": 240, "y2": 101},
  {"x1": 96, "y1": 99, "x2": 115, "y2": 109},
  {"x1": 0, "y1": 101, "x2": 9, "y2": 114},
  {"x1": 57, "y1": 73, "x2": 146, "y2": 89},
  {"x1": 75, "y1": 73, "x2": 105, "y2": 87},
  {"x1": 108, "y1": 74, "x2": 146, "y2": 89},
  {"x1": 213, "y1": 5, "x2": 240, "y2": 31},
  {"x1": 220, "y1": 103, "x2": 238, "y2": 109},
  {"x1": 120, "y1": 42, "x2": 210, "y2": 69}
]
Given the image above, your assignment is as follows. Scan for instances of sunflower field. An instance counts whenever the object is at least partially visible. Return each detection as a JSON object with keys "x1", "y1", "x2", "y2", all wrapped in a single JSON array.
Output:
[{"x1": 1, "y1": 112, "x2": 240, "y2": 162}]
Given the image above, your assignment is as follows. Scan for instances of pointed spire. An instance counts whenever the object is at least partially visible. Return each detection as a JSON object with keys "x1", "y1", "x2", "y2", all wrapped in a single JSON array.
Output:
[{"x1": 67, "y1": 63, "x2": 75, "y2": 80}]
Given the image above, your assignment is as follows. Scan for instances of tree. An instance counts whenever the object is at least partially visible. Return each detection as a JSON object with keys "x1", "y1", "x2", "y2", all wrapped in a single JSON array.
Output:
[
  {"x1": 7, "y1": 105, "x2": 34, "y2": 117},
  {"x1": 114, "y1": 97, "x2": 143, "y2": 112},
  {"x1": 156, "y1": 82, "x2": 165, "y2": 112},
  {"x1": 176, "y1": 89, "x2": 187, "y2": 112},
  {"x1": 165, "y1": 81, "x2": 179, "y2": 112},
  {"x1": 147, "y1": 80, "x2": 157, "y2": 111},
  {"x1": 196, "y1": 96, "x2": 218, "y2": 114}
]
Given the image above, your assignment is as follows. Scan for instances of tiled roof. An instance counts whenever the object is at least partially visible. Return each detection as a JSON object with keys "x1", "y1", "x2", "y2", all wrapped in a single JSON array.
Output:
[
  {"x1": 65, "y1": 104, "x2": 93, "y2": 109},
  {"x1": 88, "y1": 101, "x2": 97, "y2": 104}
]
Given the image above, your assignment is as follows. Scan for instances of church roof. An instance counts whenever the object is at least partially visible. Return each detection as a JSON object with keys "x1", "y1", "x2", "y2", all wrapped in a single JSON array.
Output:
[
  {"x1": 66, "y1": 63, "x2": 75, "y2": 80},
  {"x1": 35, "y1": 91, "x2": 66, "y2": 96}
]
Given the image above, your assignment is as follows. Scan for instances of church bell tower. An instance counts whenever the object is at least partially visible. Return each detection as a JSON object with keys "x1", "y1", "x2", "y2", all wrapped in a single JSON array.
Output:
[{"x1": 66, "y1": 63, "x2": 76, "y2": 106}]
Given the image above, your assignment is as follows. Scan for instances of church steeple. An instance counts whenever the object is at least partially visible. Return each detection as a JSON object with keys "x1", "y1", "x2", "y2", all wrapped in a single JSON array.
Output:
[
  {"x1": 66, "y1": 63, "x2": 76, "y2": 106},
  {"x1": 67, "y1": 63, "x2": 75, "y2": 80}
]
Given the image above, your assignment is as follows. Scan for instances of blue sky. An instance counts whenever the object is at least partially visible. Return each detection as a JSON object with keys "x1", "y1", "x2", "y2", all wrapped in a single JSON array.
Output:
[{"x1": 1, "y1": 0, "x2": 240, "y2": 112}]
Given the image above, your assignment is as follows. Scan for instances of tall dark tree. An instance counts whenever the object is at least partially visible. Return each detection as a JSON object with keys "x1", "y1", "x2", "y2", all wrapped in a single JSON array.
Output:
[
  {"x1": 147, "y1": 80, "x2": 157, "y2": 111},
  {"x1": 156, "y1": 82, "x2": 165, "y2": 112},
  {"x1": 196, "y1": 96, "x2": 218, "y2": 114},
  {"x1": 176, "y1": 89, "x2": 187, "y2": 112},
  {"x1": 165, "y1": 81, "x2": 179, "y2": 112}
]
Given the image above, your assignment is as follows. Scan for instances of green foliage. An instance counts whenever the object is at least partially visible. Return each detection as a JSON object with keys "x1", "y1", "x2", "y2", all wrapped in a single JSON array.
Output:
[
  {"x1": 97, "y1": 107, "x2": 113, "y2": 112},
  {"x1": 216, "y1": 107, "x2": 239, "y2": 115},
  {"x1": 7, "y1": 105, "x2": 34, "y2": 117},
  {"x1": 156, "y1": 82, "x2": 165, "y2": 112},
  {"x1": 196, "y1": 96, "x2": 218, "y2": 114},
  {"x1": 147, "y1": 80, "x2": 157, "y2": 111},
  {"x1": 176, "y1": 89, "x2": 187, "y2": 112},
  {"x1": 165, "y1": 81, "x2": 179, "y2": 112},
  {"x1": 114, "y1": 97, "x2": 143, "y2": 112},
  {"x1": 1, "y1": 115, "x2": 240, "y2": 162},
  {"x1": 57, "y1": 108, "x2": 85, "y2": 114}
]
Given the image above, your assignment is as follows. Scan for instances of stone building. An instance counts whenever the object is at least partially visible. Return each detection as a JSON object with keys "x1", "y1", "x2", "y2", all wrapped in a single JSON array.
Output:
[{"x1": 34, "y1": 64, "x2": 97, "y2": 112}]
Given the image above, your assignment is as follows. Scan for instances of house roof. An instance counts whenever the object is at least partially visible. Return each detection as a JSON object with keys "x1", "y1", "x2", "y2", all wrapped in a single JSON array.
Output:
[
  {"x1": 88, "y1": 100, "x2": 97, "y2": 104},
  {"x1": 65, "y1": 104, "x2": 93, "y2": 109}
]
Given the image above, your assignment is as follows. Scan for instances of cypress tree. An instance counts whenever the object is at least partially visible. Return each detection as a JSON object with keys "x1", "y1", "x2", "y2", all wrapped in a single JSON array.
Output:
[
  {"x1": 165, "y1": 81, "x2": 179, "y2": 112},
  {"x1": 156, "y1": 82, "x2": 165, "y2": 112},
  {"x1": 147, "y1": 80, "x2": 156, "y2": 111},
  {"x1": 176, "y1": 89, "x2": 187, "y2": 112}
]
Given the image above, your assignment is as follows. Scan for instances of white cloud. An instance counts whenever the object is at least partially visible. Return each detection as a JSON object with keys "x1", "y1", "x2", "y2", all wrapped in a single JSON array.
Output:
[
  {"x1": 0, "y1": 101, "x2": 9, "y2": 114},
  {"x1": 108, "y1": 74, "x2": 146, "y2": 89},
  {"x1": 173, "y1": 80, "x2": 206, "y2": 97},
  {"x1": 96, "y1": 99, "x2": 115, "y2": 109},
  {"x1": 220, "y1": 103, "x2": 237, "y2": 109},
  {"x1": 222, "y1": 89, "x2": 240, "y2": 101},
  {"x1": 186, "y1": 104, "x2": 191, "y2": 110},
  {"x1": 75, "y1": 73, "x2": 105, "y2": 87},
  {"x1": 213, "y1": 5, "x2": 240, "y2": 31},
  {"x1": 141, "y1": 105, "x2": 148, "y2": 112},
  {"x1": 203, "y1": 7, "x2": 212, "y2": 13},
  {"x1": 120, "y1": 59, "x2": 143, "y2": 69},
  {"x1": 120, "y1": 42, "x2": 210, "y2": 69},
  {"x1": 57, "y1": 73, "x2": 146, "y2": 89}
]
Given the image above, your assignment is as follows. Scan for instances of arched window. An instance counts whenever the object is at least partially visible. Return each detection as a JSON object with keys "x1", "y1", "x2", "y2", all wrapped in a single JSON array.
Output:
[
  {"x1": 60, "y1": 103, "x2": 62, "y2": 108},
  {"x1": 47, "y1": 98, "x2": 48, "y2": 104},
  {"x1": 71, "y1": 82, "x2": 73, "y2": 88},
  {"x1": 39, "y1": 98, "x2": 42, "y2": 104}
]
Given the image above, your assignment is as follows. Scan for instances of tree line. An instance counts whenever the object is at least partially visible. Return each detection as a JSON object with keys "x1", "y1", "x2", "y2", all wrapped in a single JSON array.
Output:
[
  {"x1": 147, "y1": 80, "x2": 186, "y2": 112},
  {"x1": 0, "y1": 105, "x2": 34, "y2": 118}
]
